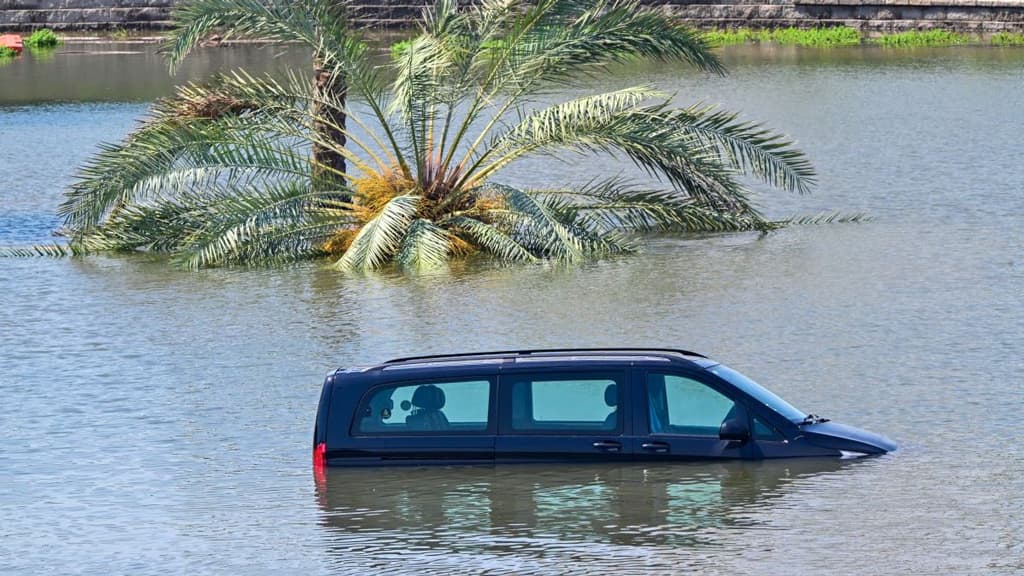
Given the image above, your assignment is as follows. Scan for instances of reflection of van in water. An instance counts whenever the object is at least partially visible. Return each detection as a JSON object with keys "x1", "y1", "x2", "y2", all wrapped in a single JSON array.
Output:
[
  {"x1": 315, "y1": 459, "x2": 854, "y2": 552},
  {"x1": 313, "y1": 349, "x2": 896, "y2": 468}
]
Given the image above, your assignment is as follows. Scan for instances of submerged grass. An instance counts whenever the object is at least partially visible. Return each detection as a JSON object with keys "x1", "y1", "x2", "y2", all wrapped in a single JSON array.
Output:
[
  {"x1": 871, "y1": 30, "x2": 972, "y2": 47},
  {"x1": 991, "y1": 32, "x2": 1024, "y2": 46},
  {"x1": 704, "y1": 27, "x2": 1024, "y2": 48},
  {"x1": 702, "y1": 28, "x2": 759, "y2": 46},
  {"x1": 704, "y1": 26, "x2": 860, "y2": 47},
  {"x1": 765, "y1": 26, "x2": 861, "y2": 47}
]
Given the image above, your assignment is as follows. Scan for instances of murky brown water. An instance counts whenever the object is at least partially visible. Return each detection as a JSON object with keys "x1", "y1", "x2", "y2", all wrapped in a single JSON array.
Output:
[{"x1": 2, "y1": 44, "x2": 1023, "y2": 574}]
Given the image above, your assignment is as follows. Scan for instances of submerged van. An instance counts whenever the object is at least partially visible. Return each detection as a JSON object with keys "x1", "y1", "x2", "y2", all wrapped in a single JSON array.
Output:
[{"x1": 312, "y1": 348, "x2": 896, "y2": 468}]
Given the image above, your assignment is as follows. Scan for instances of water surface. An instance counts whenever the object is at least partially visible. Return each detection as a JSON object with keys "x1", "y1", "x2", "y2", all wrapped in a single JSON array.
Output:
[{"x1": 1, "y1": 44, "x2": 1023, "y2": 574}]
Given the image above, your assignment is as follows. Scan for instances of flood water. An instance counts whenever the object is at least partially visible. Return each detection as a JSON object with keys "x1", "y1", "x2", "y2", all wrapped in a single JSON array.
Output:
[{"x1": 2, "y1": 43, "x2": 1023, "y2": 574}]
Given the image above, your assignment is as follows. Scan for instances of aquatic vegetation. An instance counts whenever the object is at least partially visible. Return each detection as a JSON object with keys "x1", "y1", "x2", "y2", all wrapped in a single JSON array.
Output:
[
  {"x1": 390, "y1": 39, "x2": 412, "y2": 59},
  {"x1": 108, "y1": 27, "x2": 134, "y2": 40},
  {"x1": 705, "y1": 27, "x2": 1024, "y2": 49},
  {"x1": 391, "y1": 37, "x2": 502, "y2": 59},
  {"x1": 760, "y1": 27, "x2": 861, "y2": 47},
  {"x1": 55, "y1": 0, "x2": 815, "y2": 271},
  {"x1": 872, "y1": 30, "x2": 972, "y2": 47},
  {"x1": 702, "y1": 28, "x2": 758, "y2": 46},
  {"x1": 24, "y1": 28, "x2": 61, "y2": 48},
  {"x1": 990, "y1": 32, "x2": 1024, "y2": 46},
  {"x1": 704, "y1": 27, "x2": 861, "y2": 47},
  {"x1": 0, "y1": 46, "x2": 18, "y2": 58}
]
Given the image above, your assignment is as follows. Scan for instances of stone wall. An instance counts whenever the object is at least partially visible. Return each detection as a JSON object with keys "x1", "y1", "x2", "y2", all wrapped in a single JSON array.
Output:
[
  {"x1": 654, "y1": 0, "x2": 1024, "y2": 34},
  {"x1": 0, "y1": 0, "x2": 176, "y2": 30},
  {"x1": 1, "y1": 0, "x2": 1023, "y2": 33}
]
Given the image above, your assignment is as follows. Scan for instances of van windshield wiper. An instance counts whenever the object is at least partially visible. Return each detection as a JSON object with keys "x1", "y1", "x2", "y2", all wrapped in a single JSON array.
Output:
[{"x1": 798, "y1": 414, "x2": 830, "y2": 425}]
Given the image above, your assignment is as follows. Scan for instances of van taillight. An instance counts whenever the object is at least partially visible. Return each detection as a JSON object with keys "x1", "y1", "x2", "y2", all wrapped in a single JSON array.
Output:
[{"x1": 313, "y1": 442, "x2": 327, "y2": 470}]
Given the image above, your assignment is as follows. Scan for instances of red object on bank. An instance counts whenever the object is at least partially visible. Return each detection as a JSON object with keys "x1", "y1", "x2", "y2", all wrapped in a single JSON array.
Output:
[{"x1": 1, "y1": 35, "x2": 23, "y2": 54}]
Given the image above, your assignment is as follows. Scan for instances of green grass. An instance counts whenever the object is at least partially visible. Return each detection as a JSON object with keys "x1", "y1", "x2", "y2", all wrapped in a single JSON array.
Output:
[
  {"x1": 703, "y1": 27, "x2": 1024, "y2": 49},
  {"x1": 762, "y1": 26, "x2": 862, "y2": 47},
  {"x1": 391, "y1": 38, "x2": 504, "y2": 59},
  {"x1": 0, "y1": 46, "x2": 18, "y2": 58},
  {"x1": 991, "y1": 32, "x2": 1024, "y2": 46},
  {"x1": 108, "y1": 27, "x2": 134, "y2": 40},
  {"x1": 390, "y1": 39, "x2": 412, "y2": 59},
  {"x1": 702, "y1": 29, "x2": 759, "y2": 46},
  {"x1": 704, "y1": 27, "x2": 861, "y2": 48},
  {"x1": 872, "y1": 30, "x2": 972, "y2": 47},
  {"x1": 24, "y1": 28, "x2": 61, "y2": 48},
  {"x1": 397, "y1": 27, "x2": 1024, "y2": 54}
]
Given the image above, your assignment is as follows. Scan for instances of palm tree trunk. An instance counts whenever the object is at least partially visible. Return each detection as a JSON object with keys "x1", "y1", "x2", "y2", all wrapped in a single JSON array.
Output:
[{"x1": 312, "y1": 56, "x2": 347, "y2": 194}]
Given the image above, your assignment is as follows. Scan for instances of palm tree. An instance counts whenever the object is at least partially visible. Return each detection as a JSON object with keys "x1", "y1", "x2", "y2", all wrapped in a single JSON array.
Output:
[{"x1": 55, "y1": 0, "x2": 816, "y2": 271}]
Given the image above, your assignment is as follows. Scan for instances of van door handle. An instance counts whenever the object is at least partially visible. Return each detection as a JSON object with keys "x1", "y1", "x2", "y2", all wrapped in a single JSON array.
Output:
[
  {"x1": 592, "y1": 441, "x2": 622, "y2": 452},
  {"x1": 641, "y1": 442, "x2": 670, "y2": 453}
]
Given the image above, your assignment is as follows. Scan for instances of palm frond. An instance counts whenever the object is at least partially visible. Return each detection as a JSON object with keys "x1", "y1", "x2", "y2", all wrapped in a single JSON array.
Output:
[
  {"x1": 166, "y1": 0, "x2": 349, "y2": 71},
  {"x1": 534, "y1": 177, "x2": 761, "y2": 233},
  {"x1": 58, "y1": 69, "x2": 395, "y2": 236},
  {"x1": 70, "y1": 179, "x2": 354, "y2": 267},
  {"x1": 171, "y1": 181, "x2": 352, "y2": 268},
  {"x1": 480, "y1": 94, "x2": 764, "y2": 219},
  {"x1": 443, "y1": 215, "x2": 537, "y2": 262},
  {"x1": 60, "y1": 117, "x2": 312, "y2": 234},
  {"x1": 0, "y1": 244, "x2": 75, "y2": 258},
  {"x1": 334, "y1": 193, "x2": 420, "y2": 271},
  {"x1": 487, "y1": 0, "x2": 724, "y2": 96},
  {"x1": 395, "y1": 218, "x2": 451, "y2": 268},
  {"x1": 780, "y1": 212, "x2": 870, "y2": 225},
  {"x1": 493, "y1": 184, "x2": 639, "y2": 261},
  {"x1": 671, "y1": 104, "x2": 817, "y2": 194},
  {"x1": 389, "y1": 34, "x2": 450, "y2": 170},
  {"x1": 472, "y1": 85, "x2": 666, "y2": 180},
  {"x1": 165, "y1": 0, "x2": 399, "y2": 164}
]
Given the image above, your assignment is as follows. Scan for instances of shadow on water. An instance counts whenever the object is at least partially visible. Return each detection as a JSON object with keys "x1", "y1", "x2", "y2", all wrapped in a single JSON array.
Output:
[{"x1": 313, "y1": 459, "x2": 860, "y2": 573}]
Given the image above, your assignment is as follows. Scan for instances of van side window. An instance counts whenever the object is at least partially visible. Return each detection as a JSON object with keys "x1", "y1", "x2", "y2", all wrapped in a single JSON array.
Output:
[
  {"x1": 355, "y1": 379, "x2": 491, "y2": 434},
  {"x1": 509, "y1": 374, "x2": 621, "y2": 433},
  {"x1": 753, "y1": 417, "x2": 783, "y2": 441},
  {"x1": 647, "y1": 373, "x2": 737, "y2": 436}
]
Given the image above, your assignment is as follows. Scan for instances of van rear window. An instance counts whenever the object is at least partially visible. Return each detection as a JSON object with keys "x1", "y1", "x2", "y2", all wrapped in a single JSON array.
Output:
[
  {"x1": 354, "y1": 379, "x2": 492, "y2": 434},
  {"x1": 508, "y1": 374, "x2": 622, "y2": 433}
]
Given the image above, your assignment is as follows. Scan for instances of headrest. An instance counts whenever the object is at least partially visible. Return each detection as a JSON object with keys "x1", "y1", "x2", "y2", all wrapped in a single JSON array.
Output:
[
  {"x1": 411, "y1": 385, "x2": 446, "y2": 411},
  {"x1": 604, "y1": 383, "x2": 617, "y2": 407}
]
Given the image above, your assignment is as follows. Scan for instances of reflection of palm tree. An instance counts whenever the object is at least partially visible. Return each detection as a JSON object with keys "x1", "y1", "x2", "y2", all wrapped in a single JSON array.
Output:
[{"x1": 314, "y1": 460, "x2": 857, "y2": 570}]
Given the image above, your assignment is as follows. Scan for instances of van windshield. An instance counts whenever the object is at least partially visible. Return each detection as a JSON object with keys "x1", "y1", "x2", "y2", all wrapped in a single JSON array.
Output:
[{"x1": 708, "y1": 365, "x2": 807, "y2": 423}]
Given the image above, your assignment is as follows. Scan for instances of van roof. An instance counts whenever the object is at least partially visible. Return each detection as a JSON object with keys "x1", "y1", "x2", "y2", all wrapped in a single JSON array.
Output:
[{"x1": 339, "y1": 348, "x2": 717, "y2": 375}]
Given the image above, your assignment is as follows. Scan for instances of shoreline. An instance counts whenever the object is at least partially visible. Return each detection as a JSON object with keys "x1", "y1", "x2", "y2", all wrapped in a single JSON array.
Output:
[{"x1": 17, "y1": 27, "x2": 1024, "y2": 49}]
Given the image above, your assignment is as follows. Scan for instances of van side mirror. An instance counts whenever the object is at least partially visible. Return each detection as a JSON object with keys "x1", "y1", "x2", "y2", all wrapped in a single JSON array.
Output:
[{"x1": 719, "y1": 418, "x2": 750, "y2": 442}]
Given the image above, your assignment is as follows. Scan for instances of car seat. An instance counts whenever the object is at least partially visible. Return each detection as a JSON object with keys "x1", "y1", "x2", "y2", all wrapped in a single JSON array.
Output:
[{"x1": 406, "y1": 385, "x2": 450, "y2": 431}]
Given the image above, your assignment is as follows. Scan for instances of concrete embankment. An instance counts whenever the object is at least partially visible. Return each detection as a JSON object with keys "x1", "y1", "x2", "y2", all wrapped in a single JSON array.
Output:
[{"x1": 1, "y1": 0, "x2": 1023, "y2": 33}]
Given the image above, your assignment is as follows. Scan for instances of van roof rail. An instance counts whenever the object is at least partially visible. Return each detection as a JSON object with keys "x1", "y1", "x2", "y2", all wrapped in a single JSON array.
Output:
[{"x1": 384, "y1": 347, "x2": 708, "y2": 365}]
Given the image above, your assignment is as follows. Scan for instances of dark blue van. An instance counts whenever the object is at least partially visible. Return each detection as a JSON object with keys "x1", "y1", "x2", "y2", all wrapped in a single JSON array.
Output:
[{"x1": 312, "y1": 349, "x2": 896, "y2": 468}]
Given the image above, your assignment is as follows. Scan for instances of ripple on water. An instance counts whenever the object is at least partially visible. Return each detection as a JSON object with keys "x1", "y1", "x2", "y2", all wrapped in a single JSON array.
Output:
[{"x1": 2, "y1": 45, "x2": 1024, "y2": 575}]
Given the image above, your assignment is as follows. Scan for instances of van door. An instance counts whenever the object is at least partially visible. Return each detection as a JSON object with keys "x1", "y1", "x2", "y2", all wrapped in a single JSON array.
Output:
[
  {"x1": 340, "y1": 377, "x2": 496, "y2": 465},
  {"x1": 633, "y1": 370, "x2": 747, "y2": 460},
  {"x1": 495, "y1": 370, "x2": 633, "y2": 463}
]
